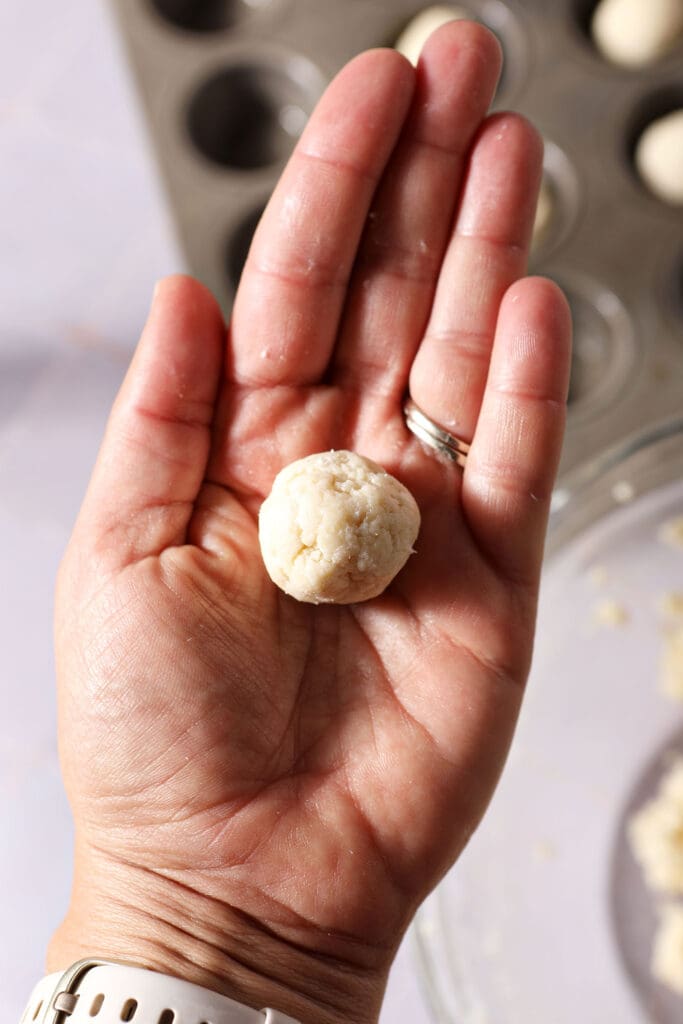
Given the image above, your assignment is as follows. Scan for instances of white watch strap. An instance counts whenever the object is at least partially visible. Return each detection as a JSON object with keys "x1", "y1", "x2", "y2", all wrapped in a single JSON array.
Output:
[{"x1": 21, "y1": 961, "x2": 301, "y2": 1024}]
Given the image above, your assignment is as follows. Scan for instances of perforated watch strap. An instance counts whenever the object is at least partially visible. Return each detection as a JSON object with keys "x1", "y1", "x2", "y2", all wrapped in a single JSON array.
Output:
[{"x1": 20, "y1": 962, "x2": 302, "y2": 1024}]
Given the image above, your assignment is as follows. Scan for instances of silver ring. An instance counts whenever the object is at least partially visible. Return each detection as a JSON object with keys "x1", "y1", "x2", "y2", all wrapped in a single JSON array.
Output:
[{"x1": 403, "y1": 398, "x2": 470, "y2": 468}]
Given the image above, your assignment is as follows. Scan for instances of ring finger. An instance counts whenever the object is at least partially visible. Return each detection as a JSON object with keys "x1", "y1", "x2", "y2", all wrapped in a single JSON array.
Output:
[{"x1": 408, "y1": 111, "x2": 543, "y2": 442}]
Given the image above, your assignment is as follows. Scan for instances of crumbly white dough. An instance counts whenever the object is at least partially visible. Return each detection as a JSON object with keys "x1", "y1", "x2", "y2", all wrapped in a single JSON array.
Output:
[
  {"x1": 258, "y1": 450, "x2": 421, "y2": 604},
  {"x1": 651, "y1": 903, "x2": 683, "y2": 996},
  {"x1": 395, "y1": 5, "x2": 469, "y2": 65},
  {"x1": 591, "y1": 0, "x2": 683, "y2": 67},
  {"x1": 628, "y1": 758, "x2": 683, "y2": 893},
  {"x1": 635, "y1": 109, "x2": 683, "y2": 206},
  {"x1": 593, "y1": 598, "x2": 630, "y2": 627},
  {"x1": 659, "y1": 515, "x2": 683, "y2": 549},
  {"x1": 660, "y1": 592, "x2": 683, "y2": 617},
  {"x1": 588, "y1": 564, "x2": 609, "y2": 588},
  {"x1": 661, "y1": 623, "x2": 683, "y2": 701}
]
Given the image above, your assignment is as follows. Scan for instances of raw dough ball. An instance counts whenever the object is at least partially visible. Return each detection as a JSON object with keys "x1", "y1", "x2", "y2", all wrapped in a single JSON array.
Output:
[
  {"x1": 651, "y1": 903, "x2": 683, "y2": 996},
  {"x1": 591, "y1": 0, "x2": 683, "y2": 67},
  {"x1": 635, "y1": 109, "x2": 683, "y2": 205},
  {"x1": 258, "y1": 450, "x2": 420, "y2": 604},
  {"x1": 628, "y1": 758, "x2": 683, "y2": 893},
  {"x1": 395, "y1": 5, "x2": 469, "y2": 65}
]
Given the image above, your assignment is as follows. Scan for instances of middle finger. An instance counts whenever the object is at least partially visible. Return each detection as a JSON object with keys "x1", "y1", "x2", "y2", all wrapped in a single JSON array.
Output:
[{"x1": 331, "y1": 21, "x2": 503, "y2": 402}]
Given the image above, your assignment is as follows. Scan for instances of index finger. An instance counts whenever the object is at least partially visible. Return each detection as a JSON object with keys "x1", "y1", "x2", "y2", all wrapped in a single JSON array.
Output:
[{"x1": 229, "y1": 49, "x2": 415, "y2": 388}]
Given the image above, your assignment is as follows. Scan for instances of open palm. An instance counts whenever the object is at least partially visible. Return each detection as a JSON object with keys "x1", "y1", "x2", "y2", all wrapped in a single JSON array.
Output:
[{"x1": 51, "y1": 23, "x2": 571, "y2": 1024}]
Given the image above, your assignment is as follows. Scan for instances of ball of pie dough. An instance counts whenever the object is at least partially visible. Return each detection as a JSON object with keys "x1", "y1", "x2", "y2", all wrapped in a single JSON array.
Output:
[
  {"x1": 395, "y1": 5, "x2": 469, "y2": 65},
  {"x1": 591, "y1": 0, "x2": 683, "y2": 67},
  {"x1": 635, "y1": 108, "x2": 683, "y2": 205},
  {"x1": 258, "y1": 450, "x2": 421, "y2": 604}
]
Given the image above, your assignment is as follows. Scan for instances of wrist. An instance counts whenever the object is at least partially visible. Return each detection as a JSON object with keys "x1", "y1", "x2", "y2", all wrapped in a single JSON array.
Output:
[{"x1": 47, "y1": 848, "x2": 389, "y2": 1024}]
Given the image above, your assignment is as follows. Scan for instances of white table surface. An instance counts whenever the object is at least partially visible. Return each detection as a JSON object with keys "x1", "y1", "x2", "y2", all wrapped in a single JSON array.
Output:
[{"x1": 0, "y1": 3, "x2": 430, "y2": 1020}]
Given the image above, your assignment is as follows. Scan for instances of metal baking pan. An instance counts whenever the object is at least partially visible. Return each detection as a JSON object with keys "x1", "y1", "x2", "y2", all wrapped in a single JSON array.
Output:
[{"x1": 108, "y1": 0, "x2": 683, "y2": 476}]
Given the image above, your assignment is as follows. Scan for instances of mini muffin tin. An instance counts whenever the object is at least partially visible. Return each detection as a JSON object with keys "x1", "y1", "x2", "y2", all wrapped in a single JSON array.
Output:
[{"x1": 109, "y1": 0, "x2": 683, "y2": 476}]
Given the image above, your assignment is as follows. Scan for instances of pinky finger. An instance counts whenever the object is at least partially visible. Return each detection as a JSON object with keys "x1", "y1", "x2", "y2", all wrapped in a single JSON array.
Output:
[{"x1": 463, "y1": 277, "x2": 572, "y2": 586}]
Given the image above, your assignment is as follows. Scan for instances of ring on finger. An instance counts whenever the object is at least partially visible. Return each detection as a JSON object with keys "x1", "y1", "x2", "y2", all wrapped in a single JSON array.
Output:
[{"x1": 403, "y1": 398, "x2": 470, "y2": 469}]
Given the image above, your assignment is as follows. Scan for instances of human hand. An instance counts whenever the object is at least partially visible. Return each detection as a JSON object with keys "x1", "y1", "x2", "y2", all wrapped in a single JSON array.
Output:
[{"x1": 49, "y1": 21, "x2": 571, "y2": 1024}]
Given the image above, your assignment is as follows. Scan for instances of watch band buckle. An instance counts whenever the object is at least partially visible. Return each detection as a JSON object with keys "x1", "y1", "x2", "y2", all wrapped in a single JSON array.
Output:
[{"x1": 34, "y1": 959, "x2": 116, "y2": 1024}]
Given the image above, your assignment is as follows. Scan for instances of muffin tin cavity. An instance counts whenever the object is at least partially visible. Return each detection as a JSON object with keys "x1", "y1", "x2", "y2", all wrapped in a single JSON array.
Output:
[
  {"x1": 666, "y1": 252, "x2": 683, "y2": 332},
  {"x1": 556, "y1": 274, "x2": 637, "y2": 414},
  {"x1": 531, "y1": 140, "x2": 580, "y2": 258},
  {"x1": 469, "y1": 0, "x2": 529, "y2": 98},
  {"x1": 111, "y1": 0, "x2": 683, "y2": 481},
  {"x1": 572, "y1": 0, "x2": 597, "y2": 36},
  {"x1": 150, "y1": 0, "x2": 274, "y2": 33},
  {"x1": 187, "y1": 60, "x2": 318, "y2": 170}
]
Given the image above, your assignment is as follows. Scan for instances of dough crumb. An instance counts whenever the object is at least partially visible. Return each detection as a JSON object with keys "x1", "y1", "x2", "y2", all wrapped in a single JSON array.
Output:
[
  {"x1": 532, "y1": 839, "x2": 558, "y2": 863},
  {"x1": 258, "y1": 450, "x2": 420, "y2": 604},
  {"x1": 659, "y1": 515, "x2": 683, "y2": 549},
  {"x1": 659, "y1": 592, "x2": 683, "y2": 618},
  {"x1": 593, "y1": 598, "x2": 630, "y2": 627},
  {"x1": 651, "y1": 903, "x2": 683, "y2": 996},
  {"x1": 612, "y1": 479, "x2": 637, "y2": 504},
  {"x1": 628, "y1": 758, "x2": 683, "y2": 894},
  {"x1": 660, "y1": 623, "x2": 683, "y2": 702},
  {"x1": 588, "y1": 564, "x2": 609, "y2": 588}
]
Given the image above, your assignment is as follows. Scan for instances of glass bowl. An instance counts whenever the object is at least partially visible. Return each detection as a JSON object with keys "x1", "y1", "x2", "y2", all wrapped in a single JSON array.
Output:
[{"x1": 413, "y1": 416, "x2": 683, "y2": 1024}]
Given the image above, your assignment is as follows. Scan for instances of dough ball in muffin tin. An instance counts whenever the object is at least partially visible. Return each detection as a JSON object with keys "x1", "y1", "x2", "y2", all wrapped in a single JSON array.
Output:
[
  {"x1": 591, "y1": 0, "x2": 683, "y2": 67},
  {"x1": 635, "y1": 108, "x2": 683, "y2": 205}
]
